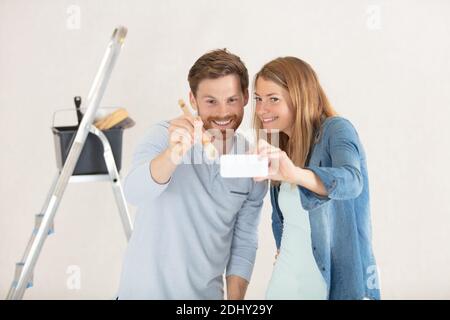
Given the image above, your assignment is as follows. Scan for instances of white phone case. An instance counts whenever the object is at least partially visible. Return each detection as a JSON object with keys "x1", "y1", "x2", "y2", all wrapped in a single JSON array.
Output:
[{"x1": 220, "y1": 154, "x2": 268, "y2": 178}]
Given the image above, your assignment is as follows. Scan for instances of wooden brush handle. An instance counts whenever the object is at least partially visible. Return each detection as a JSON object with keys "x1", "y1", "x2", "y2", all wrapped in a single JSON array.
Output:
[{"x1": 178, "y1": 99, "x2": 217, "y2": 159}]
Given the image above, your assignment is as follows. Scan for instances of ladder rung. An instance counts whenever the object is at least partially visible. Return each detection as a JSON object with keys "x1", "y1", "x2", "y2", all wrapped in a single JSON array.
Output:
[
  {"x1": 12, "y1": 262, "x2": 33, "y2": 289},
  {"x1": 34, "y1": 213, "x2": 54, "y2": 235}
]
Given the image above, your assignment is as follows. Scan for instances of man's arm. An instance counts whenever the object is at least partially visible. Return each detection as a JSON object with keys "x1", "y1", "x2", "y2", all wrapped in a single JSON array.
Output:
[
  {"x1": 149, "y1": 147, "x2": 178, "y2": 184},
  {"x1": 124, "y1": 116, "x2": 202, "y2": 205},
  {"x1": 225, "y1": 180, "x2": 268, "y2": 299},
  {"x1": 123, "y1": 122, "x2": 172, "y2": 205},
  {"x1": 226, "y1": 275, "x2": 248, "y2": 300}
]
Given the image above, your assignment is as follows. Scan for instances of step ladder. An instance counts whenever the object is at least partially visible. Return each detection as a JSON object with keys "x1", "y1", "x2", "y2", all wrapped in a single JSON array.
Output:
[{"x1": 6, "y1": 26, "x2": 132, "y2": 300}]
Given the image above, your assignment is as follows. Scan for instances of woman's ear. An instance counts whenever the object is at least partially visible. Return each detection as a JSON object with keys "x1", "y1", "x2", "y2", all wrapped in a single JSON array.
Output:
[{"x1": 189, "y1": 91, "x2": 198, "y2": 111}]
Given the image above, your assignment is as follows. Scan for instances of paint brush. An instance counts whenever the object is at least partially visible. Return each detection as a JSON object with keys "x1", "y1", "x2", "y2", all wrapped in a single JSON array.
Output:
[{"x1": 178, "y1": 99, "x2": 217, "y2": 159}]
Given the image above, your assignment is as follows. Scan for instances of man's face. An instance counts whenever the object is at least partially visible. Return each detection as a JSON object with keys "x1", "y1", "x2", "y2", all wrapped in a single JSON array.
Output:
[{"x1": 190, "y1": 74, "x2": 248, "y2": 140}]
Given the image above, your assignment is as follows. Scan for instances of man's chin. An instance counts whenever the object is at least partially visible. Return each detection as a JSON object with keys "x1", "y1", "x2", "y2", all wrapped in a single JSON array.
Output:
[{"x1": 209, "y1": 128, "x2": 236, "y2": 140}]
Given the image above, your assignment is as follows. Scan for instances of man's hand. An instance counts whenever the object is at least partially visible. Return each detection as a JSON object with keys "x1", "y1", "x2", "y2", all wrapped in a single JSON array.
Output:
[
  {"x1": 226, "y1": 275, "x2": 249, "y2": 300},
  {"x1": 168, "y1": 115, "x2": 202, "y2": 164},
  {"x1": 149, "y1": 115, "x2": 203, "y2": 185}
]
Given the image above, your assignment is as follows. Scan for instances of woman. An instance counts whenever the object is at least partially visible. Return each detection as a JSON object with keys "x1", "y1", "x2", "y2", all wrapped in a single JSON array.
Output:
[{"x1": 253, "y1": 57, "x2": 380, "y2": 300}]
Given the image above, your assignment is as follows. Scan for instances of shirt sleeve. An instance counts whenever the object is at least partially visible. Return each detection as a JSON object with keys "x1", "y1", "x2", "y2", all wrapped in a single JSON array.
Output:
[
  {"x1": 299, "y1": 117, "x2": 364, "y2": 210},
  {"x1": 123, "y1": 121, "x2": 171, "y2": 206},
  {"x1": 226, "y1": 180, "x2": 268, "y2": 282}
]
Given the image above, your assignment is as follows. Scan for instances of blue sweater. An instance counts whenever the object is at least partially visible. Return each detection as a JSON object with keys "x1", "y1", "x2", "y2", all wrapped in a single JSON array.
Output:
[{"x1": 117, "y1": 121, "x2": 267, "y2": 299}]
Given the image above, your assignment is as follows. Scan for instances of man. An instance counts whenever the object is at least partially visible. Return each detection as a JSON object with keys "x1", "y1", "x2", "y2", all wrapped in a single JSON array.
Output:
[{"x1": 117, "y1": 49, "x2": 268, "y2": 299}]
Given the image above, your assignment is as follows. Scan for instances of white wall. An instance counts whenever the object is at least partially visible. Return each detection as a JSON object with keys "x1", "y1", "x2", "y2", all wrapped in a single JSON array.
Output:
[{"x1": 1, "y1": 0, "x2": 450, "y2": 299}]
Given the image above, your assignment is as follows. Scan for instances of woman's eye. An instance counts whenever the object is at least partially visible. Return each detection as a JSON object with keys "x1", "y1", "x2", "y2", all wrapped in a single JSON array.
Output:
[
  {"x1": 254, "y1": 96, "x2": 262, "y2": 102},
  {"x1": 270, "y1": 97, "x2": 279, "y2": 103}
]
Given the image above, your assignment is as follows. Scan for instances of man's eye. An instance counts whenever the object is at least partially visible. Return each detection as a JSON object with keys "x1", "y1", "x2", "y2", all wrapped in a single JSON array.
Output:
[{"x1": 207, "y1": 100, "x2": 216, "y2": 104}]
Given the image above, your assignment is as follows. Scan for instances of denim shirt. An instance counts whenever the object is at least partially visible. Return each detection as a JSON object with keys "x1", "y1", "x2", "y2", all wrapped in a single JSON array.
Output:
[{"x1": 270, "y1": 116, "x2": 381, "y2": 300}]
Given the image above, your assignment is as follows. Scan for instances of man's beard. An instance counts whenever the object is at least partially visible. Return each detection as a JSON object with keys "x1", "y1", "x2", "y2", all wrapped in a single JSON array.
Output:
[{"x1": 202, "y1": 114, "x2": 243, "y2": 140}]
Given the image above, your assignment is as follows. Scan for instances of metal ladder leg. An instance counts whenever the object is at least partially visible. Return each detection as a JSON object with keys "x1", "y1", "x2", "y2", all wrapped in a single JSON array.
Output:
[
  {"x1": 91, "y1": 125, "x2": 133, "y2": 240},
  {"x1": 6, "y1": 160, "x2": 75, "y2": 300},
  {"x1": 6, "y1": 173, "x2": 59, "y2": 299}
]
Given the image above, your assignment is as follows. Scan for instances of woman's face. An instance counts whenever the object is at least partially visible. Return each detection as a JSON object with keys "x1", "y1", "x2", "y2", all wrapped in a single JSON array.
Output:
[{"x1": 254, "y1": 77, "x2": 295, "y2": 137}]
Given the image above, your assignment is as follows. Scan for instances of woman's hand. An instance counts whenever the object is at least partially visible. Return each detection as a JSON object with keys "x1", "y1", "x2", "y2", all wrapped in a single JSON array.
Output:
[
  {"x1": 253, "y1": 139, "x2": 329, "y2": 196},
  {"x1": 253, "y1": 139, "x2": 298, "y2": 184}
]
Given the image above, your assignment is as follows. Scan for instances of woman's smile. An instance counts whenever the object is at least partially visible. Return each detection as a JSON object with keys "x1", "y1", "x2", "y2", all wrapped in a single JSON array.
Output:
[{"x1": 260, "y1": 116, "x2": 279, "y2": 124}]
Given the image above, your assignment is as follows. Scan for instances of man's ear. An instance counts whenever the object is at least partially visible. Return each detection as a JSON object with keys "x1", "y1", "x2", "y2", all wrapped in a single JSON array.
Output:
[
  {"x1": 189, "y1": 91, "x2": 198, "y2": 111},
  {"x1": 243, "y1": 89, "x2": 249, "y2": 107}
]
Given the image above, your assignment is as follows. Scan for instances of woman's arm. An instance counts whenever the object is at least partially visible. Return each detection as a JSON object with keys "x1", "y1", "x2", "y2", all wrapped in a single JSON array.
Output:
[
  {"x1": 255, "y1": 118, "x2": 363, "y2": 201},
  {"x1": 254, "y1": 139, "x2": 327, "y2": 197},
  {"x1": 290, "y1": 167, "x2": 328, "y2": 196}
]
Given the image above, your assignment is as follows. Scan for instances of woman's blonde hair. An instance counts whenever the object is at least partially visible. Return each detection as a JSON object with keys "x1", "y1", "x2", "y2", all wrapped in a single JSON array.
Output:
[{"x1": 253, "y1": 57, "x2": 337, "y2": 185}]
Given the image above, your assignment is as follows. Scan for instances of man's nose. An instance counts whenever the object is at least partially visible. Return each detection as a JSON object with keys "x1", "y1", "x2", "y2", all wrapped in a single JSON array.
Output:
[{"x1": 217, "y1": 102, "x2": 229, "y2": 115}]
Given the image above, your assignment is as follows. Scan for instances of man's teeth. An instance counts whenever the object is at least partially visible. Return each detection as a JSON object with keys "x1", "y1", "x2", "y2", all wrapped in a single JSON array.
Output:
[
  {"x1": 213, "y1": 119, "x2": 232, "y2": 126},
  {"x1": 262, "y1": 117, "x2": 278, "y2": 123}
]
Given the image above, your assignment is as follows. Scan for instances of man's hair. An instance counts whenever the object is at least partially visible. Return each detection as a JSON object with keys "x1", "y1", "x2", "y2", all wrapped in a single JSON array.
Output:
[{"x1": 188, "y1": 49, "x2": 249, "y2": 96}]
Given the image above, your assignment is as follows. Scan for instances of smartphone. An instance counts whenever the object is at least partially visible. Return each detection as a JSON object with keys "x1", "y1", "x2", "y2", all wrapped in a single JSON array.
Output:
[{"x1": 220, "y1": 154, "x2": 268, "y2": 178}]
